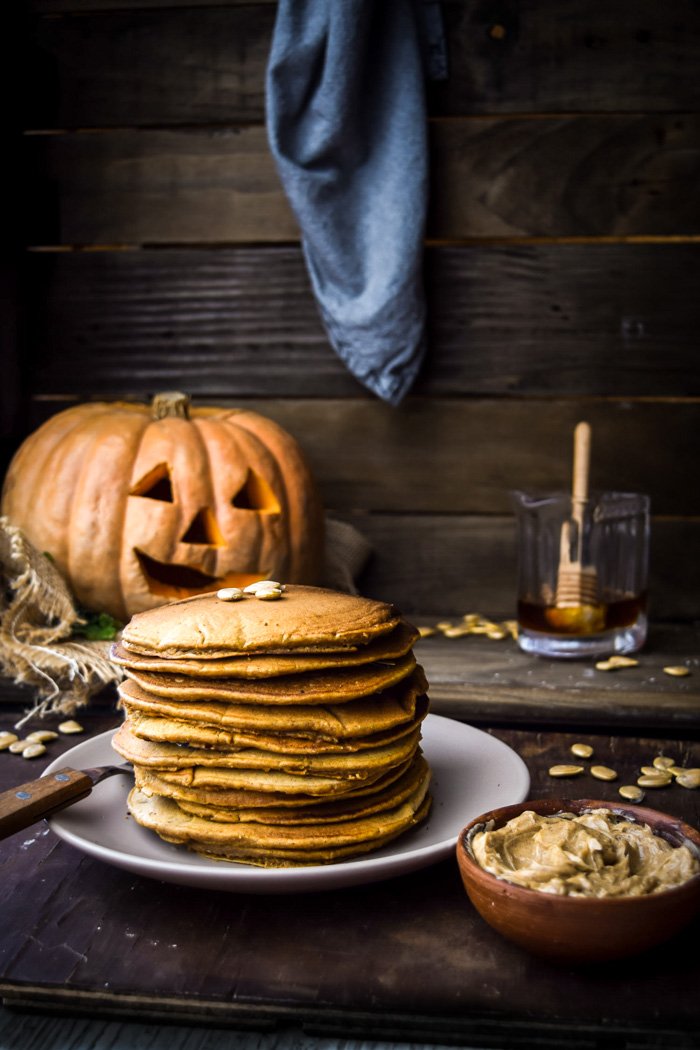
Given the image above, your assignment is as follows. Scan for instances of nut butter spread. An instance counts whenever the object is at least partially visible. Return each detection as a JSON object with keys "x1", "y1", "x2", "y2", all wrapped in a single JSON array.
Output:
[{"x1": 470, "y1": 809, "x2": 700, "y2": 897}]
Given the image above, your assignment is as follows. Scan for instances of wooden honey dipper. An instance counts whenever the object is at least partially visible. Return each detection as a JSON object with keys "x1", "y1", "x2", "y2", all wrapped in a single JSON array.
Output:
[{"x1": 546, "y1": 422, "x2": 605, "y2": 633}]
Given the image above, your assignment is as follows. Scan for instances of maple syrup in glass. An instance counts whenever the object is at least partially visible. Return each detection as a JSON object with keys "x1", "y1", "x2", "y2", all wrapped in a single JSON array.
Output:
[
  {"x1": 517, "y1": 593, "x2": 648, "y2": 635},
  {"x1": 513, "y1": 491, "x2": 650, "y2": 659}
]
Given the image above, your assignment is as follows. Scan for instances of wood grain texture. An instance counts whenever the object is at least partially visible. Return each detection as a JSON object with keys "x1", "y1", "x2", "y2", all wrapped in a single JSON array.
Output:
[
  {"x1": 30, "y1": 0, "x2": 275, "y2": 10},
  {"x1": 431, "y1": 0, "x2": 700, "y2": 115},
  {"x1": 25, "y1": 115, "x2": 700, "y2": 245},
  {"x1": 0, "y1": 767, "x2": 96, "y2": 840},
  {"x1": 25, "y1": 5, "x2": 274, "y2": 129},
  {"x1": 418, "y1": 622, "x2": 700, "y2": 731},
  {"x1": 25, "y1": 244, "x2": 700, "y2": 398},
  {"x1": 0, "y1": 1012, "x2": 288, "y2": 1050},
  {"x1": 428, "y1": 114, "x2": 700, "y2": 238},
  {"x1": 0, "y1": 700, "x2": 697, "y2": 1047},
  {"x1": 26, "y1": 1, "x2": 700, "y2": 124},
  {"x1": 424, "y1": 244, "x2": 700, "y2": 396},
  {"x1": 0, "y1": 1008, "x2": 397, "y2": 1050},
  {"x1": 24, "y1": 127, "x2": 298, "y2": 246}
]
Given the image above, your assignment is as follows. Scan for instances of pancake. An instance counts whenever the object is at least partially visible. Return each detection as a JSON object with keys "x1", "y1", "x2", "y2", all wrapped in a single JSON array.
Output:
[
  {"x1": 122, "y1": 696, "x2": 427, "y2": 755},
  {"x1": 109, "y1": 581, "x2": 432, "y2": 867},
  {"x1": 194, "y1": 801, "x2": 431, "y2": 865},
  {"x1": 173, "y1": 754, "x2": 430, "y2": 825},
  {"x1": 134, "y1": 756, "x2": 415, "y2": 810},
  {"x1": 126, "y1": 775, "x2": 431, "y2": 866},
  {"x1": 117, "y1": 665, "x2": 427, "y2": 736},
  {"x1": 118, "y1": 647, "x2": 418, "y2": 703},
  {"x1": 142, "y1": 759, "x2": 395, "y2": 796},
  {"x1": 112, "y1": 720, "x2": 422, "y2": 779},
  {"x1": 111, "y1": 620, "x2": 418, "y2": 679},
  {"x1": 120, "y1": 586, "x2": 401, "y2": 658}
]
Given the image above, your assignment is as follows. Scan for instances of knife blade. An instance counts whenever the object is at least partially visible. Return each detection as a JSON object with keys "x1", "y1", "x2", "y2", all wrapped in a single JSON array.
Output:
[{"x1": 0, "y1": 763, "x2": 132, "y2": 840}]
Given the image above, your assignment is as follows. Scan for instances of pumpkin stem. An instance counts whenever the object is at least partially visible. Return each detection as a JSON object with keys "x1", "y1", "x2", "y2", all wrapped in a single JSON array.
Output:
[{"x1": 151, "y1": 391, "x2": 191, "y2": 420}]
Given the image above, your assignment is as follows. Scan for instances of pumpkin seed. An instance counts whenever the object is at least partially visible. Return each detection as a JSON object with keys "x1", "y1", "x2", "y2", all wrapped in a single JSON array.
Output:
[
  {"x1": 22, "y1": 743, "x2": 46, "y2": 759},
  {"x1": 443, "y1": 625, "x2": 472, "y2": 638},
  {"x1": 417, "y1": 626, "x2": 437, "y2": 638},
  {"x1": 619, "y1": 785, "x2": 645, "y2": 802},
  {"x1": 486, "y1": 628, "x2": 508, "y2": 640},
  {"x1": 662, "y1": 665, "x2": 691, "y2": 677},
  {"x1": 653, "y1": 756, "x2": 675, "y2": 771},
  {"x1": 502, "y1": 619, "x2": 519, "y2": 639},
  {"x1": 595, "y1": 655, "x2": 639, "y2": 671},
  {"x1": 436, "y1": 621, "x2": 453, "y2": 632},
  {"x1": 26, "y1": 730, "x2": 59, "y2": 743},
  {"x1": 0, "y1": 732, "x2": 18, "y2": 751},
  {"x1": 676, "y1": 771, "x2": 700, "y2": 789},
  {"x1": 548, "y1": 764, "x2": 585, "y2": 777},
  {"x1": 8, "y1": 740, "x2": 29, "y2": 753},
  {"x1": 244, "y1": 580, "x2": 283, "y2": 594},
  {"x1": 668, "y1": 766, "x2": 686, "y2": 777},
  {"x1": 58, "y1": 720, "x2": 84, "y2": 734},
  {"x1": 640, "y1": 766, "x2": 661, "y2": 776},
  {"x1": 216, "y1": 587, "x2": 244, "y2": 601},
  {"x1": 570, "y1": 743, "x2": 594, "y2": 759},
  {"x1": 637, "y1": 773, "x2": 672, "y2": 788},
  {"x1": 255, "y1": 588, "x2": 282, "y2": 600},
  {"x1": 591, "y1": 765, "x2": 618, "y2": 782}
]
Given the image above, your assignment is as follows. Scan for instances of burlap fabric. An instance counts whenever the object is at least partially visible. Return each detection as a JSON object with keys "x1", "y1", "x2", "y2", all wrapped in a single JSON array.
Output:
[{"x1": 0, "y1": 517, "x2": 121, "y2": 725}]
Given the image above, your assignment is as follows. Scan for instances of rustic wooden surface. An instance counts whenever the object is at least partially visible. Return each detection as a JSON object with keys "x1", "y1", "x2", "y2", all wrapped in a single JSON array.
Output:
[
  {"x1": 26, "y1": 1, "x2": 700, "y2": 122},
  {"x1": 0, "y1": 1011, "x2": 509, "y2": 1050},
  {"x1": 26, "y1": 245, "x2": 700, "y2": 398},
  {"x1": 0, "y1": 695, "x2": 698, "y2": 1049},
  {"x1": 24, "y1": 116, "x2": 700, "y2": 245},
  {"x1": 418, "y1": 622, "x2": 700, "y2": 732}
]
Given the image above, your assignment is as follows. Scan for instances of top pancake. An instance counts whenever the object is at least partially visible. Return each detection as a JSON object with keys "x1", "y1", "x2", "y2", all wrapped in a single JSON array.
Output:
[
  {"x1": 120, "y1": 586, "x2": 400, "y2": 658},
  {"x1": 111, "y1": 619, "x2": 417, "y2": 679}
]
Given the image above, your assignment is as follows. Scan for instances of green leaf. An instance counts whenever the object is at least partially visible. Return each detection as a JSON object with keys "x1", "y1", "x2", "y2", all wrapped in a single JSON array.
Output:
[{"x1": 71, "y1": 608, "x2": 122, "y2": 641}]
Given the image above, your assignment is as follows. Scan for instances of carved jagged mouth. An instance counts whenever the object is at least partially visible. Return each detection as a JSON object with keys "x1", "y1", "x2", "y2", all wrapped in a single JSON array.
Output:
[{"x1": 134, "y1": 549, "x2": 266, "y2": 598}]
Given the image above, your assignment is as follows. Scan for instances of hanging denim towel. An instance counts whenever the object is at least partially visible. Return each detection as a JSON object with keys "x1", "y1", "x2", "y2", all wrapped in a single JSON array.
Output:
[{"x1": 266, "y1": 1, "x2": 431, "y2": 404}]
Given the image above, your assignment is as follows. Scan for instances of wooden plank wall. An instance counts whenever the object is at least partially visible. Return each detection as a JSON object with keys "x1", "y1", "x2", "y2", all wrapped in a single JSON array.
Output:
[{"x1": 12, "y1": 0, "x2": 700, "y2": 620}]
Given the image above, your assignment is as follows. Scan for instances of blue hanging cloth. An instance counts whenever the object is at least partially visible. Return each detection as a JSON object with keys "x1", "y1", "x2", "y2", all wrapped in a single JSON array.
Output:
[{"x1": 266, "y1": 1, "x2": 431, "y2": 404}]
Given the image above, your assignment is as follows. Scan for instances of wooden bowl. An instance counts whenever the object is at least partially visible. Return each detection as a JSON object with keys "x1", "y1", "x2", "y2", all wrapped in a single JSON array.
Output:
[{"x1": 456, "y1": 798, "x2": 700, "y2": 962}]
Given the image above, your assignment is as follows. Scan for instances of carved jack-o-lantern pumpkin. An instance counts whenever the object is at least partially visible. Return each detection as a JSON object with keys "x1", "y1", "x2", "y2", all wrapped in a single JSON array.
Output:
[{"x1": 1, "y1": 392, "x2": 324, "y2": 622}]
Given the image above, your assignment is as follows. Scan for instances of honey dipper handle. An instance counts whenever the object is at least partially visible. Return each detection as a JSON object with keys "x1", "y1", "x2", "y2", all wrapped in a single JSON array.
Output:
[{"x1": 572, "y1": 421, "x2": 591, "y2": 514}]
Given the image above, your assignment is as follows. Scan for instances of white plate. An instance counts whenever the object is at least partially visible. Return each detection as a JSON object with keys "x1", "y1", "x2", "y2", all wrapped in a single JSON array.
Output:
[{"x1": 44, "y1": 715, "x2": 529, "y2": 894}]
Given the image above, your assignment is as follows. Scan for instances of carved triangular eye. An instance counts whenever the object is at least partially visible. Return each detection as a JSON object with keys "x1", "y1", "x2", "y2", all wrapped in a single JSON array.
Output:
[
  {"x1": 180, "y1": 507, "x2": 224, "y2": 546},
  {"x1": 231, "y1": 469, "x2": 280, "y2": 514},
  {"x1": 129, "y1": 463, "x2": 174, "y2": 502}
]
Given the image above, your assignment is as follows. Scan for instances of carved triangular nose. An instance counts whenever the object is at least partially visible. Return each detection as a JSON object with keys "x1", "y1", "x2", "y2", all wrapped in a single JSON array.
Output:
[{"x1": 180, "y1": 507, "x2": 224, "y2": 546}]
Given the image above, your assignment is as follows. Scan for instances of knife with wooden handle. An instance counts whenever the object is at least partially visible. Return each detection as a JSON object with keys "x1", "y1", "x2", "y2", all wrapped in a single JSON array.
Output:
[{"x1": 0, "y1": 764, "x2": 132, "y2": 840}]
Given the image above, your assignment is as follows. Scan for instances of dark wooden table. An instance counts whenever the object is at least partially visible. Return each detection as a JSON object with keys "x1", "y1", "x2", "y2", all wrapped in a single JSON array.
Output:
[
  {"x1": 417, "y1": 620, "x2": 700, "y2": 732},
  {"x1": 0, "y1": 669, "x2": 698, "y2": 1050}
]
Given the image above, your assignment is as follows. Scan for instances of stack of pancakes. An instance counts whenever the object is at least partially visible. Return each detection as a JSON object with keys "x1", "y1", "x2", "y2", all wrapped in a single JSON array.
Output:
[{"x1": 110, "y1": 585, "x2": 431, "y2": 867}]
